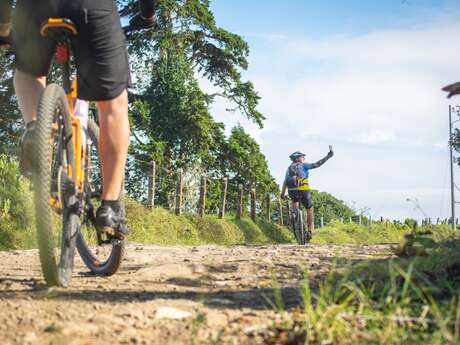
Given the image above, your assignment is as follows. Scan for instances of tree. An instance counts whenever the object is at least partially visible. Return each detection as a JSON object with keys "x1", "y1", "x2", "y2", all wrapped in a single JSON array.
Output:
[
  {"x1": 219, "y1": 125, "x2": 278, "y2": 213},
  {"x1": 0, "y1": 54, "x2": 21, "y2": 156},
  {"x1": 120, "y1": 0, "x2": 264, "y2": 127},
  {"x1": 310, "y1": 190, "x2": 356, "y2": 225},
  {"x1": 120, "y1": 0, "x2": 268, "y2": 206},
  {"x1": 125, "y1": 49, "x2": 226, "y2": 205}
]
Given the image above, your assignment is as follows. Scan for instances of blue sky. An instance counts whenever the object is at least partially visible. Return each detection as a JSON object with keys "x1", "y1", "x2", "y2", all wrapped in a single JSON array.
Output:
[
  {"x1": 203, "y1": 0, "x2": 460, "y2": 221},
  {"x1": 211, "y1": 0, "x2": 455, "y2": 35}
]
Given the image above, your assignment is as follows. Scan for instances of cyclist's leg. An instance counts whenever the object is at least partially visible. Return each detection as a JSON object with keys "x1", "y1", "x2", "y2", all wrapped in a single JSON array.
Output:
[
  {"x1": 13, "y1": 0, "x2": 57, "y2": 175},
  {"x1": 288, "y1": 190, "x2": 301, "y2": 228},
  {"x1": 14, "y1": 71, "x2": 46, "y2": 123},
  {"x1": 13, "y1": 0, "x2": 56, "y2": 122},
  {"x1": 13, "y1": 72, "x2": 46, "y2": 176},
  {"x1": 288, "y1": 190, "x2": 300, "y2": 212},
  {"x1": 68, "y1": 1, "x2": 131, "y2": 236},
  {"x1": 303, "y1": 191, "x2": 314, "y2": 231},
  {"x1": 307, "y1": 207, "x2": 314, "y2": 231},
  {"x1": 97, "y1": 90, "x2": 130, "y2": 201}
]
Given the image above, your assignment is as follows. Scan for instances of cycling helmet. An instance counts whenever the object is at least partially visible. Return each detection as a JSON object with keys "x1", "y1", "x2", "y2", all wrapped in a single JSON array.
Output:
[{"x1": 289, "y1": 151, "x2": 305, "y2": 161}]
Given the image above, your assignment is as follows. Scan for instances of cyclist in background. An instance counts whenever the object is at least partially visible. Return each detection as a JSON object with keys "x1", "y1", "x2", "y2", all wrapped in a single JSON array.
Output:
[
  {"x1": 280, "y1": 148, "x2": 334, "y2": 235},
  {"x1": 0, "y1": 0, "x2": 156, "y2": 238}
]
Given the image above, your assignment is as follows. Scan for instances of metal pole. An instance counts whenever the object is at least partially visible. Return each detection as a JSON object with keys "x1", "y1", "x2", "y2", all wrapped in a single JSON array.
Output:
[{"x1": 449, "y1": 106, "x2": 456, "y2": 230}]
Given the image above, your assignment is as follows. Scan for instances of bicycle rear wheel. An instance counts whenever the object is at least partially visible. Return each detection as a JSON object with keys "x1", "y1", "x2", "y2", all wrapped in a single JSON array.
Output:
[
  {"x1": 292, "y1": 208, "x2": 306, "y2": 245},
  {"x1": 76, "y1": 118, "x2": 125, "y2": 276},
  {"x1": 34, "y1": 84, "x2": 79, "y2": 287}
]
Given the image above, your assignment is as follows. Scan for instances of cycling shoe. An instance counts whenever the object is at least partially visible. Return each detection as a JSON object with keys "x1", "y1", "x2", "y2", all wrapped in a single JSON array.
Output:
[{"x1": 95, "y1": 204, "x2": 129, "y2": 240}]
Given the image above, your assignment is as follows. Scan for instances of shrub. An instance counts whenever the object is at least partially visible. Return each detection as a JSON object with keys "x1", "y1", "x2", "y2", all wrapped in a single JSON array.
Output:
[{"x1": 0, "y1": 155, "x2": 35, "y2": 249}]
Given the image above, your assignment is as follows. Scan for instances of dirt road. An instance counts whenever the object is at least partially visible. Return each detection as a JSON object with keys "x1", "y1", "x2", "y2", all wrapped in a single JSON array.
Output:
[{"x1": 0, "y1": 243, "x2": 392, "y2": 345}]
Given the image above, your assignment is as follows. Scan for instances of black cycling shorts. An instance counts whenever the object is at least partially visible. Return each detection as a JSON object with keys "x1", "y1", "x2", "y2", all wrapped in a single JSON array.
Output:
[
  {"x1": 288, "y1": 190, "x2": 313, "y2": 209},
  {"x1": 13, "y1": 0, "x2": 131, "y2": 101}
]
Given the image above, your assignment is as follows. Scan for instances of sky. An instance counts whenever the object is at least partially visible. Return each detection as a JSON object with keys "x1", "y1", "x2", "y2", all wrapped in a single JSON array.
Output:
[{"x1": 203, "y1": 0, "x2": 460, "y2": 221}]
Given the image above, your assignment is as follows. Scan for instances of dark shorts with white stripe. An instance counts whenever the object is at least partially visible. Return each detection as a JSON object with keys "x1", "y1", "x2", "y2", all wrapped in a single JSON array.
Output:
[{"x1": 288, "y1": 189, "x2": 313, "y2": 209}]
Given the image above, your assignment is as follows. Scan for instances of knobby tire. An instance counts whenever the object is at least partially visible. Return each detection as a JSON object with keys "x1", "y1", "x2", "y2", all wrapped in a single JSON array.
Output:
[{"x1": 34, "y1": 84, "x2": 78, "y2": 287}]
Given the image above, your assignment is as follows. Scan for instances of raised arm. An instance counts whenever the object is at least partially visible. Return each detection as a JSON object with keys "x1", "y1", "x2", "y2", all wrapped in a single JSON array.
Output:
[{"x1": 309, "y1": 149, "x2": 334, "y2": 169}]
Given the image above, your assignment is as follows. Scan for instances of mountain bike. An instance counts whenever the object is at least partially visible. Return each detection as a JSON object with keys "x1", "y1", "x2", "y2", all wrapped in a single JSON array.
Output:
[{"x1": 33, "y1": 18, "x2": 125, "y2": 287}]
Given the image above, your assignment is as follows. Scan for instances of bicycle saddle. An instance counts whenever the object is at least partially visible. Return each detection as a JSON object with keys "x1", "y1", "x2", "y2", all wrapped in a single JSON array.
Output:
[{"x1": 40, "y1": 18, "x2": 78, "y2": 42}]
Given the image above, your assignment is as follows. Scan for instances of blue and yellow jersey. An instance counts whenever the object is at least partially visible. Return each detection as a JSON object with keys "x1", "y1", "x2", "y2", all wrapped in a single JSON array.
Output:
[{"x1": 284, "y1": 163, "x2": 316, "y2": 191}]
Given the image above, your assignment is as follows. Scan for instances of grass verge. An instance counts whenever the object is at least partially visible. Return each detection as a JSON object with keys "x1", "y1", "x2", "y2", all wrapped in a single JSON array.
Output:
[
  {"x1": 123, "y1": 199, "x2": 295, "y2": 246},
  {"x1": 311, "y1": 220, "x2": 410, "y2": 245},
  {"x1": 260, "y1": 228, "x2": 460, "y2": 344}
]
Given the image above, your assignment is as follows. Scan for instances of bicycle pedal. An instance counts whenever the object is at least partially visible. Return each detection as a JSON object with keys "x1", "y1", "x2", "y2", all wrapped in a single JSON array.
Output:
[{"x1": 100, "y1": 226, "x2": 126, "y2": 240}]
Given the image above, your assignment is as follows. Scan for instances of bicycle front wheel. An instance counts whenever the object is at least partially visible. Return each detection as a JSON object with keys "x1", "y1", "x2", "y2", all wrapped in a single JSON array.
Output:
[
  {"x1": 76, "y1": 118, "x2": 125, "y2": 276},
  {"x1": 34, "y1": 84, "x2": 79, "y2": 287}
]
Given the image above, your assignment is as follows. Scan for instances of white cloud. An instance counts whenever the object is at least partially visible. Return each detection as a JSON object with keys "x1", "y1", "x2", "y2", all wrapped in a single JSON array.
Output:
[
  {"x1": 252, "y1": 20, "x2": 460, "y2": 147},
  {"x1": 204, "y1": 11, "x2": 460, "y2": 220}
]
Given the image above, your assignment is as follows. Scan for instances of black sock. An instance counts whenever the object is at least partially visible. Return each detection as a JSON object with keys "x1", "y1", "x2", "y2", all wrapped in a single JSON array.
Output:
[{"x1": 102, "y1": 200, "x2": 120, "y2": 213}]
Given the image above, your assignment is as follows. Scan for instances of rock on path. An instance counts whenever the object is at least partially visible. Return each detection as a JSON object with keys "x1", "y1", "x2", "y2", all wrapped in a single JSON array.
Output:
[{"x1": 0, "y1": 243, "x2": 392, "y2": 344}]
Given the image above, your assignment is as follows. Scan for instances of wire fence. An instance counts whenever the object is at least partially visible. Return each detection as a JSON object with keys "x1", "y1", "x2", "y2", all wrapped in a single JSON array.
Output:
[
  {"x1": 122, "y1": 158, "x2": 450, "y2": 229},
  {"x1": 3, "y1": 124, "x2": 455, "y2": 228}
]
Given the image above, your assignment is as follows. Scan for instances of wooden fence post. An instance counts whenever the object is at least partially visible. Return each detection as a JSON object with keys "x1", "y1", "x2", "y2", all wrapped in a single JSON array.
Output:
[
  {"x1": 147, "y1": 161, "x2": 156, "y2": 209},
  {"x1": 278, "y1": 198, "x2": 284, "y2": 226},
  {"x1": 320, "y1": 216, "x2": 324, "y2": 228},
  {"x1": 175, "y1": 169, "x2": 183, "y2": 216},
  {"x1": 265, "y1": 194, "x2": 271, "y2": 222},
  {"x1": 236, "y1": 184, "x2": 243, "y2": 219},
  {"x1": 198, "y1": 174, "x2": 207, "y2": 218},
  {"x1": 219, "y1": 177, "x2": 228, "y2": 219},
  {"x1": 286, "y1": 201, "x2": 291, "y2": 225},
  {"x1": 250, "y1": 188, "x2": 256, "y2": 222}
]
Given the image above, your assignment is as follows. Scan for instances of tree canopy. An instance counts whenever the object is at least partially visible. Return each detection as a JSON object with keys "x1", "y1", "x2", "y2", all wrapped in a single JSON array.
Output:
[
  {"x1": 117, "y1": 0, "x2": 273, "y2": 207},
  {"x1": 0, "y1": 0, "x2": 344, "y2": 217}
]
